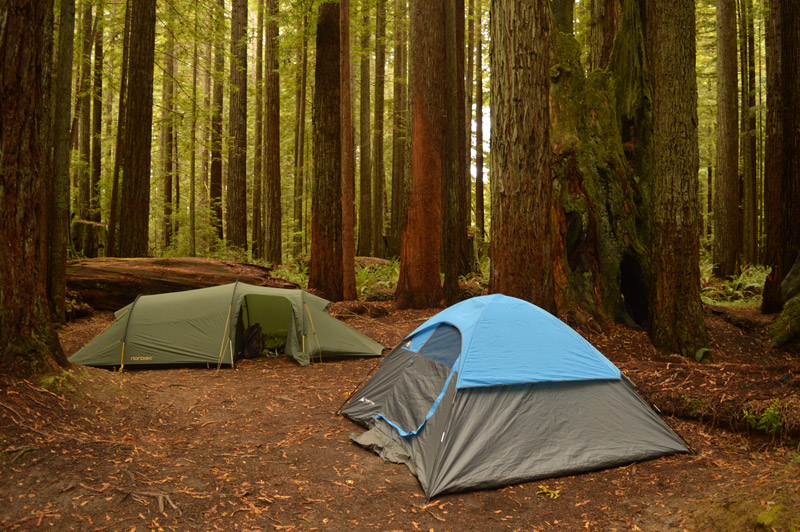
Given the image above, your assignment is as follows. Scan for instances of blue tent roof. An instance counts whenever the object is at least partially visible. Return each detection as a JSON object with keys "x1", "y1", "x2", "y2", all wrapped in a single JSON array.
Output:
[{"x1": 406, "y1": 294, "x2": 620, "y2": 388}]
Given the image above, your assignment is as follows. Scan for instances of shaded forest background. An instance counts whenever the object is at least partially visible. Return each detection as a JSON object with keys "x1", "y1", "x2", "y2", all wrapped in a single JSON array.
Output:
[{"x1": 1, "y1": 0, "x2": 799, "y2": 375}]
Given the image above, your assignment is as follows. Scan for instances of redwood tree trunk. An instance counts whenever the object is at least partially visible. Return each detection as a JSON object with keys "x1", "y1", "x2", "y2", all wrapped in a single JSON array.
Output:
[
  {"x1": 161, "y1": 12, "x2": 175, "y2": 249},
  {"x1": 762, "y1": 0, "x2": 783, "y2": 312},
  {"x1": 1, "y1": 0, "x2": 68, "y2": 374},
  {"x1": 309, "y1": 1, "x2": 344, "y2": 301},
  {"x1": 713, "y1": 0, "x2": 741, "y2": 276},
  {"x1": 264, "y1": 0, "x2": 282, "y2": 264},
  {"x1": 489, "y1": 0, "x2": 555, "y2": 312},
  {"x1": 77, "y1": 1, "x2": 92, "y2": 225},
  {"x1": 49, "y1": 0, "x2": 76, "y2": 320},
  {"x1": 91, "y1": 9, "x2": 103, "y2": 228},
  {"x1": 226, "y1": 0, "x2": 248, "y2": 250},
  {"x1": 372, "y1": 0, "x2": 387, "y2": 258},
  {"x1": 475, "y1": 5, "x2": 485, "y2": 241},
  {"x1": 118, "y1": 0, "x2": 156, "y2": 257},
  {"x1": 252, "y1": 0, "x2": 264, "y2": 259},
  {"x1": 389, "y1": 0, "x2": 407, "y2": 257},
  {"x1": 357, "y1": 2, "x2": 373, "y2": 256},
  {"x1": 646, "y1": 0, "x2": 708, "y2": 355},
  {"x1": 551, "y1": 0, "x2": 574, "y2": 34},
  {"x1": 341, "y1": 0, "x2": 357, "y2": 299},
  {"x1": 589, "y1": 0, "x2": 620, "y2": 70},
  {"x1": 293, "y1": 15, "x2": 309, "y2": 258},
  {"x1": 395, "y1": 0, "x2": 445, "y2": 309},
  {"x1": 210, "y1": 0, "x2": 225, "y2": 241}
]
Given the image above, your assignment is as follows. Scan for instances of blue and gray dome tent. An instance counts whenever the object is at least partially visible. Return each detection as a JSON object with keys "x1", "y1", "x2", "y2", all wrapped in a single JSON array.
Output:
[{"x1": 342, "y1": 294, "x2": 688, "y2": 499}]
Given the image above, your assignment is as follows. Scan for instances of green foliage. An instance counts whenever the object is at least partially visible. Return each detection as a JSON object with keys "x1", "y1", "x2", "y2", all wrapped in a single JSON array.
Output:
[
  {"x1": 39, "y1": 371, "x2": 78, "y2": 395},
  {"x1": 355, "y1": 259, "x2": 399, "y2": 301},
  {"x1": 742, "y1": 401, "x2": 785, "y2": 436},
  {"x1": 700, "y1": 252, "x2": 770, "y2": 308},
  {"x1": 684, "y1": 395, "x2": 709, "y2": 416},
  {"x1": 272, "y1": 259, "x2": 309, "y2": 289}
]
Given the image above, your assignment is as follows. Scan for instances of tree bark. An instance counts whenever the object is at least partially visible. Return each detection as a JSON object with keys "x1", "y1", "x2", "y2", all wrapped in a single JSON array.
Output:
[
  {"x1": 210, "y1": 0, "x2": 225, "y2": 242},
  {"x1": 264, "y1": 0, "x2": 282, "y2": 264},
  {"x1": 118, "y1": 0, "x2": 156, "y2": 257},
  {"x1": 91, "y1": 7, "x2": 103, "y2": 230},
  {"x1": 310, "y1": 1, "x2": 344, "y2": 301},
  {"x1": 739, "y1": 0, "x2": 756, "y2": 264},
  {"x1": 762, "y1": 0, "x2": 783, "y2": 312},
  {"x1": 589, "y1": 0, "x2": 620, "y2": 70},
  {"x1": 252, "y1": 0, "x2": 264, "y2": 259},
  {"x1": 189, "y1": 3, "x2": 198, "y2": 257},
  {"x1": 745, "y1": 0, "x2": 758, "y2": 263},
  {"x1": 161, "y1": 9, "x2": 175, "y2": 249},
  {"x1": 646, "y1": 0, "x2": 708, "y2": 356},
  {"x1": 77, "y1": 1, "x2": 92, "y2": 225},
  {"x1": 357, "y1": 3, "x2": 373, "y2": 257},
  {"x1": 489, "y1": 0, "x2": 555, "y2": 312},
  {"x1": 395, "y1": 0, "x2": 445, "y2": 309},
  {"x1": 713, "y1": 0, "x2": 741, "y2": 276},
  {"x1": 778, "y1": 0, "x2": 800, "y2": 299},
  {"x1": 293, "y1": 15, "x2": 309, "y2": 258},
  {"x1": 389, "y1": 0, "x2": 407, "y2": 257},
  {"x1": 475, "y1": 5, "x2": 485, "y2": 241},
  {"x1": 226, "y1": 0, "x2": 248, "y2": 250},
  {"x1": 551, "y1": 0, "x2": 574, "y2": 34},
  {"x1": 442, "y1": 0, "x2": 468, "y2": 304},
  {"x1": 371, "y1": 0, "x2": 387, "y2": 258},
  {"x1": 1, "y1": 0, "x2": 68, "y2": 375},
  {"x1": 341, "y1": 0, "x2": 357, "y2": 299},
  {"x1": 49, "y1": 0, "x2": 76, "y2": 320},
  {"x1": 107, "y1": 0, "x2": 130, "y2": 257}
]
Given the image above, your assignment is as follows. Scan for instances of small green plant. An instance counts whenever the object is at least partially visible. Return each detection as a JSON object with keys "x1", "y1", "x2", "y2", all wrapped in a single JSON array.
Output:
[
  {"x1": 700, "y1": 259, "x2": 770, "y2": 308},
  {"x1": 355, "y1": 258, "x2": 399, "y2": 301},
  {"x1": 39, "y1": 371, "x2": 77, "y2": 394},
  {"x1": 742, "y1": 401, "x2": 785, "y2": 436},
  {"x1": 536, "y1": 485, "x2": 560, "y2": 499},
  {"x1": 684, "y1": 395, "x2": 709, "y2": 416},
  {"x1": 272, "y1": 259, "x2": 309, "y2": 288}
]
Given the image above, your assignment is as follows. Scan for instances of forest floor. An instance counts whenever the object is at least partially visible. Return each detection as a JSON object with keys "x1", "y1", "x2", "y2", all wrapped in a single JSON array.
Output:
[{"x1": 1, "y1": 302, "x2": 800, "y2": 531}]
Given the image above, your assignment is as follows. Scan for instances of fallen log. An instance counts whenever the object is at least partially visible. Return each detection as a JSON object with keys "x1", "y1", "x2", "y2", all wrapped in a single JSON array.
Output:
[{"x1": 67, "y1": 257, "x2": 299, "y2": 311}]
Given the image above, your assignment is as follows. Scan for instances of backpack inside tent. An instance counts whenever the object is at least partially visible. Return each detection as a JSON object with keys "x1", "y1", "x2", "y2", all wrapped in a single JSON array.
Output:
[
  {"x1": 341, "y1": 294, "x2": 688, "y2": 499},
  {"x1": 69, "y1": 282, "x2": 383, "y2": 368}
]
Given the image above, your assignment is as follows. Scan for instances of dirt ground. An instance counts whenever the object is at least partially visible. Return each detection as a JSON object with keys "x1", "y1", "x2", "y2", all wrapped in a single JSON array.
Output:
[{"x1": 1, "y1": 303, "x2": 799, "y2": 531}]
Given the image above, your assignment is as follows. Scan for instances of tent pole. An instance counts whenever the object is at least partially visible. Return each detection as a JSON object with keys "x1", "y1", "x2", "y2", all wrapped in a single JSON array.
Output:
[
  {"x1": 119, "y1": 295, "x2": 141, "y2": 372},
  {"x1": 216, "y1": 281, "x2": 240, "y2": 373}
]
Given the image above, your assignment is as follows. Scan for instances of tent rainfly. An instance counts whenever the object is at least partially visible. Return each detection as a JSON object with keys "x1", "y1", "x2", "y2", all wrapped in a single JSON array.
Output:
[
  {"x1": 69, "y1": 282, "x2": 383, "y2": 368},
  {"x1": 342, "y1": 294, "x2": 689, "y2": 499}
]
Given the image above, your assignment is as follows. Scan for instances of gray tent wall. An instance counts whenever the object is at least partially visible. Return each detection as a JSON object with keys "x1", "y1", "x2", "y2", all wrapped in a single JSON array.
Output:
[{"x1": 343, "y1": 324, "x2": 689, "y2": 499}]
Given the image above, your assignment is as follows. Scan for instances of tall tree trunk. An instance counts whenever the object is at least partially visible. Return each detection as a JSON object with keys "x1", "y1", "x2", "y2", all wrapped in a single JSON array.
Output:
[
  {"x1": 310, "y1": 1, "x2": 344, "y2": 301},
  {"x1": 118, "y1": 0, "x2": 156, "y2": 257},
  {"x1": 293, "y1": 15, "x2": 309, "y2": 258},
  {"x1": 210, "y1": 0, "x2": 225, "y2": 242},
  {"x1": 357, "y1": 2, "x2": 373, "y2": 257},
  {"x1": 252, "y1": 0, "x2": 264, "y2": 259},
  {"x1": 442, "y1": 0, "x2": 468, "y2": 304},
  {"x1": 762, "y1": 0, "x2": 783, "y2": 312},
  {"x1": 589, "y1": 0, "x2": 620, "y2": 70},
  {"x1": 107, "y1": 0, "x2": 131, "y2": 257},
  {"x1": 713, "y1": 0, "x2": 741, "y2": 276},
  {"x1": 190, "y1": 2, "x2": 198, "y2": 257},
  {"x1": 162, "y1": 10, "x2": 175, "y2": 249},
  {"x1": 372, "y1": 0, "x2": 387, "y2": 257},
  {"x1": 0, "y1": 0, "x2": 68, "y2": 375},
  {"x1": 739, "y1": 0, "x2": 755, "y2": 264},
  {"x1": 264, "y1": 0, "x2": 282, "y2": 264},
  {"x1": 50, "y1": 0, "x2": 76, "y2": 320},
  {"x1": 395, "y1": 0, "x2": 445, "y2": 309},
  {"x1": 551, "y1": 0, "x2": 573, "y2": 34},
  {"x1": 91, "y1": 7, "x2": 103, "y2": 228},
  {"x1": 389, "y1": 0, "x2": 407, "y2": 257},
  {"x1": 341, "y1": 0, "x2": 357, "y2": 299},
  {"x1": 778, "y1": 0, "x2": 800, "y2": 294},
  {"x1": 706, "y1": 165, "x2": 713, "y2": 239},
  {"x1": 475, "y1": 4, "x2": 485, "y2": 241},
  {"x1": 226, "y1": 0, "x2": 248, "y2": 250},
  {"x1": 77, "y1": 1, "x2": 92, "y2": 225},
  {"x1": 489, "y1": 0, "x2": 555, "y2": 312},
  {"x1": 465, "y1": 0, "x2": 474, "y2": 189},
  {"x1": 746, "y1": 0, "x2": 758, "y2": 261},
  {"x1": 646, "y1": 0, "x2": 707, "y2": 355}
]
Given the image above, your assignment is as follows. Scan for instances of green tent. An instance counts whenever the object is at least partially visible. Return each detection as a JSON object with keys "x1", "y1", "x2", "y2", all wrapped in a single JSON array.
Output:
[{"x1": 69, "y1": 282, "x2": 384, "y2": 368}]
